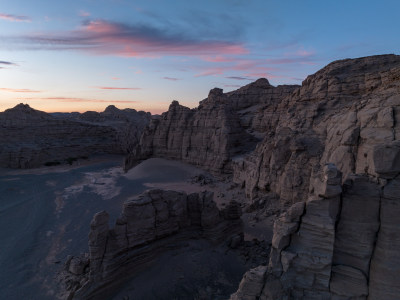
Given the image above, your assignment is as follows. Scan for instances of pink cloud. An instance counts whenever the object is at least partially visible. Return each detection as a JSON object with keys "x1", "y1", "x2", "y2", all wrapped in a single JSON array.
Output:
[
  {"x1": 201, "y1": 55, "x2": 236, "y2": 62},
  {"x1": 21, "y1": 19, "x2": 248, "y2": 58},
  {"x1": 194, "y1": 58, "x2": 276, "y2": 78},
  {"x1": 0, "y1": 13, "x2": 31, "y2": 22},
  {"x1": 23, "y1": 97, "x2": 139, "y2": 104},
  {"x1": 195, "y1": 67, "x2": 225, "y2": 77},
  {"x1": 265, "y1": 57, "x2": 316, "y2": 65},
  {"x1": 0, "y1": 88, "x2": 41, "y2": 93},
  {"x1": 295, "y1": 49, "x2": 314, "y2": 57},
  {"x1": 79, "y1": 10, "x2": 91, "y2": 17},
  {"x1": 95, "y1": 86, "x2": 141, "y2": 90},
  {"x1": 163, "y1": 77, "x2": 180, "y2": 81},
  {"x1": 244, "y1": 72, "x2": 272, "y2": 78}
]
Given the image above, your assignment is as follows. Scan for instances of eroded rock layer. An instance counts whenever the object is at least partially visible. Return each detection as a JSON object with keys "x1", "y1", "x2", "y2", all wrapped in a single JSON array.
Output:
[
  {"x1": 232, "y1": 162, "x2": 400, "y2": 299},
  {"x1": 0, "y1": 104, "x2": 150, "y2": 168},
  {"x1": 61, "y1": 189, "x2": 243, "y2": 300},
  {"x1": 228, "y1": 55, "x2": 400, "y2": 299},
  {"x1": 124, "y1": 79, "x2": 298, "y2": 174},
  {"x1": 234, "y1": 54, "x2": 400, "y2": 204}
]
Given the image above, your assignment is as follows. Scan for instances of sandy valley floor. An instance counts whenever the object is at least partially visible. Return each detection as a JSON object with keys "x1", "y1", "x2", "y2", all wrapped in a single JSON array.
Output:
[{"x1": 0, "y1": 156, "x2": 271, "y2": 299}]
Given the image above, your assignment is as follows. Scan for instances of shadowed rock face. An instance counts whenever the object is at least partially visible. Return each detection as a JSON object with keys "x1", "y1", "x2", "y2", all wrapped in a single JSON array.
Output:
[
  {"x1": 123, "y1": 79, "x2": 298, "y2": 174},
  {"x1": 122, "y1": 55, "x2": 400, "y2": 299},
  {"x1": 231, "y1": 163, "x2": 400, "y2": 300},
  {"x1": 234, "y1": 54, "x2": 400, "y2": 204},
  {"x1": 0, "y1": 104, "x2": 150, "y2": 168},
  {"x1": 61, "y1": 189, "x2": 243, "y2": 300}
]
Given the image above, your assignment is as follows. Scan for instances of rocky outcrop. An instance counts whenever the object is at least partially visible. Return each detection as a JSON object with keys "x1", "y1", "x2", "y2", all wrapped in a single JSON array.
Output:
[
  {"x1": 230, "y1": 265, "x2": 268, "y2": 300},
  {"x1": 124, "y1": 79, "x2": 298, "y2": 173},
  {"x1": 124, "y1": 55, "x2": 400, "y2": 207},
  {"x1": 0, "y1": 104, "x2": 150, "y2": 168},
  {"x1": 123, "y1": 54, "x2": 400, "y2": 299},
  {"x1": 232, "y1": 161, "x2": 400, "y2": 299},
  {"x1": 61, "y1": 189, "x2": 243, "y2": 299},
  {"x1": 234, "y1": 54, "x2": 400, "y2": 205},
  {"x1": 55, "y1": 105, "x2": 151, "y2": 153}
]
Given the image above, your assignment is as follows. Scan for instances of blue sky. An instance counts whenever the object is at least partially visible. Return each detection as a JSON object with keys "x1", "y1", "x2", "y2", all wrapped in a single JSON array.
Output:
[{"x1": 0, "y1": 0, "x2": 399, "y2": 113}]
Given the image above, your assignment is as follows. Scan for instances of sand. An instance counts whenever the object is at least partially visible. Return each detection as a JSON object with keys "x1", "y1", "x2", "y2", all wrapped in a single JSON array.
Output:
[{"x1": 0, "y1": 156, "x2": 271, "y2": 299}]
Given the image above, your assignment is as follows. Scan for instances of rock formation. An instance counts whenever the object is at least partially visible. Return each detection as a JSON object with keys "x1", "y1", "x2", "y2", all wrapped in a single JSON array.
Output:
[
  {"x1": 52, "y1": 54, "x2": 400, "y2": 299},
  {"x1": 0, "y1": 104, "x2": 150, "y2": 168},
  {"x1": 234, "y1": 54, "x2": 400, "y2": 204},
  {"x1": 61, "y1": 189, "x2": 243, "y2": 300},
  {"x1": 122, "y1": 54, "x2": 400, "y2": 299},
  {"x1": 227, "y1": 55, "x2": 400, "y2": 300},
  {"x1": 123, "y1": 79, "x2": 298, "y2": 173},
  {"x1": 232, "y1": 160, "x2": 400, "y2": 300},
  {"x1": 54, "y1": 105, "x2": 151, "y2": 153}
]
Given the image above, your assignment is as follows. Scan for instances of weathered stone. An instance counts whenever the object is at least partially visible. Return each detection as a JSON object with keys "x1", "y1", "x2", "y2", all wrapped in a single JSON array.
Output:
[
  {"x1": 371, "y1": 141, "x2": 400, "y2": 178},
  {"x1": 0, "y1": 104, "x2": 151, "y2": 168},
  {"x1": 63, "y1": 189, "x2": 243, "y2": 299},
  {"x1": 333, "y1": 175, "x2": 380, "y2": 276},
  {"x1": 230, "y1": 265, "x2": 267, "y2": 300},
  {"x1": 330, "y1": 265, "x2": 368, "y2": 298},
  {"x1": 68, "y1": 257, "x2": 89, "y2": 276},
  {"x1": 368, "y1": 177, "x2": 400, "y2": 300},
  {"x1": 124, "y1": 80, "x2": 298, "y2": 174}
]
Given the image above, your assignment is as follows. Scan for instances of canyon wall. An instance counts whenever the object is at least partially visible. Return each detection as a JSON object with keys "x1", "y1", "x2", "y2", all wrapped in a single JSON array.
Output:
[
  {"x1": 124, "y1": 79, "x2": 298, "y2": 174},
  {"x1": 229, "y1": 54, "x2": 400, "y2": 300},
  {"x1": 126, "y1": 55, "x2": 400, "y2": 209},
  {"x1": 231, "y1": 161, "x2": 400, "y2": 300},
  {"x1": 0, "y1": 104, "x2": 150, "y2": 168},
  {"x1": 120, "y1": 54, "x2": 400, "y2": 299},
  {"x1": 233, "y1": 54, "x2": 400, "y2": 204},
  {"x1": 61, "y1": 189, "x2": 243, "y2": 300}
]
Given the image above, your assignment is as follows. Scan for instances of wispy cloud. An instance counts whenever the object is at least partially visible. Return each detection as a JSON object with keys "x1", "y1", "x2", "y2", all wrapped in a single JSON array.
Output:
[
  {"x1": 225, "y1": 76, "x2": 252, "y2": 81},
  {"x1": 193, "y1": 47, "x2": 317, "y2": 79},
  {"x1": 162, "y1": 77, "x2": 180, "y2": 81},
  {"x1": 0, "y1": 60, "x2": 17, "y2": 66},
  {"x1": 0, "y1": 13, "x2": 31, "y2": 22},
  {"x1": 95, "y1": 86, "x2": 141, "y2": 90},
  {"x1": 12, "y1": 19, "x2": 248, "y2": 58},
  {"x1": 195, "y1": 67, "x2": 225, "y2": 77},
  {"x1": 78, "y1": 10, "x2": 91, "y2": 17},
  {"x1": 0, "y1": 88, "x2": 41, "y2": 93},
  {"x1": 24, "y1": 97, "x2": 139, "y2": 104},
  {"x1": 201, "y1": 55, "x2": 235, "y2": 62},
  {"x1": 194, "y1": 60, "x2": 276, "y2": 78},
  {"x1": 266, "y1": 48, "x2": 317, "y2": 65},
  {"x1": 265, "y1": 57, "x2": 316, "y2": 65}
]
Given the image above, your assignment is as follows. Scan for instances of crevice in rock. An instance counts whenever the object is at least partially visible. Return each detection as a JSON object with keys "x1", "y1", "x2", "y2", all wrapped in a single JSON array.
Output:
[
  {"x1": 367, "y1": 181, "x2": 383, "y2": 286},
  {"x1": 99, "y1": 235, "x2": 109, "y2": 277}
]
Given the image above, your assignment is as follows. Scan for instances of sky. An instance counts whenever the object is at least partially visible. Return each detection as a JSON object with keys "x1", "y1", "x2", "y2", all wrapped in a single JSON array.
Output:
[{"x1": 0, "y1": 0, "x2": 399, "y2": 114}]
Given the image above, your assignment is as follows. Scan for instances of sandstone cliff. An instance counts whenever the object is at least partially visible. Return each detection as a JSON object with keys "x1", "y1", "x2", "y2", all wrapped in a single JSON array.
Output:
[
  {"x1": 228, "y1": 54, "x2": 400, "y2": 300},
  {"x1": 61, "y1": 189, "x2": 243, "y2": 300},
  {"x1": 234, "y1": 54, "x2": 400, "y2": 205},
  {"x1": 231, "y1": 161, "x2": 400, "y2": 300},
  {"x1": 0, "y1": 104, "x2": 150, "y2": 168},
  {"x1": 124, "y1": 80, "x2": 298, "y2": 173},
  {"x1": 120, "y1": 54, "x2": 400, "y2": 300}
]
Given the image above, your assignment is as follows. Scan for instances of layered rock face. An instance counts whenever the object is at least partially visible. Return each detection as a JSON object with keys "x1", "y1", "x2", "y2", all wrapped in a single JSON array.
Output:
[
  {"x1": 124, "y1": 79, "x2": 298, "y2": 173},
  {"x1": 62, "y1": 189, "x2": 243, "y2": 300},
  {"x1": 227, "y1": 54, "x2": 400, "y2": 299},
  {"x1": 232, "y1": 162, "x2": 400, "y2": 299},
  {"x1": 55, "y1": 105, "x2": 151, "y2": 153},
  {"x1": 234, "y1": 54, "x2": 400, "y2": 204},
  {"x1": 0, "y1": 104, "x2": 150, "y2": 168}
]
